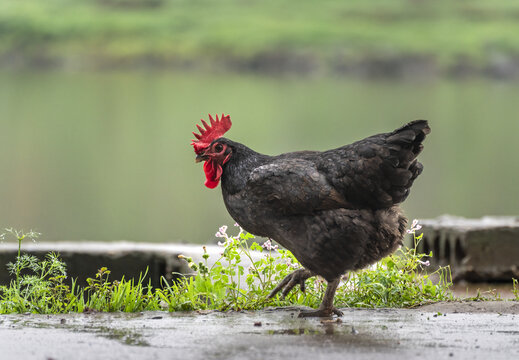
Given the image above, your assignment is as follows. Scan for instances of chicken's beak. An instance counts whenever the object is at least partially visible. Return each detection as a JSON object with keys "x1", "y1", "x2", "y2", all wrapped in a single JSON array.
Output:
[{"x1": 195, "y1": 153, "x2": 209, "y2": 163}]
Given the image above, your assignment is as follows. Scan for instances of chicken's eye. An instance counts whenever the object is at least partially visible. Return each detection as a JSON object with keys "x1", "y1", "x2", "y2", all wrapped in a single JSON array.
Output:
[{"x1": 215, "y1": 144, "x2": 224, "y2": 152}]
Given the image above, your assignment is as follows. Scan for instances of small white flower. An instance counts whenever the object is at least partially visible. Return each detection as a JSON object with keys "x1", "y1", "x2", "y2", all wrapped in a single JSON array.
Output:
[
  {"x1": 262, "y1": 239, "x2": 278, "y2": 251},
  {"x1": 417, "y1": 259, "x2": 430, "y2": 267},
  {"x1": 233, "y1": 223, "x2": 244, "y2": 237},
  {"x1": 217, "y1": 237, "x2": 232, "y2": 247},
  {"x1": 313, "y1": 276, "x2": 325, "y2": 291},
  {"x1": 407, "y1": 219, "x2": 422, "y2": 233},
  {"x1": 285, "y1": 259, "x2": 299, "y2": 269}
]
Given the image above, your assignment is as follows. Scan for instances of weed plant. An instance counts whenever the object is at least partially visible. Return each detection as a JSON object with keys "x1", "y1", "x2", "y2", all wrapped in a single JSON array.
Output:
[
  {"x1": 82, "y1": 267, "x2": 161, "y2": 312},
  {"x1": 1, "y1": 222, "x2": 454, "y2": 314},
  {"x1": 0, "y1": 229, "x2": 75, "y2": 313},
  {"x1": 159, "y1": 223, "x2": 453, "y2": 311},
  {"x1": 0, "y1": 229, "x2": 161, "y2": 314}
]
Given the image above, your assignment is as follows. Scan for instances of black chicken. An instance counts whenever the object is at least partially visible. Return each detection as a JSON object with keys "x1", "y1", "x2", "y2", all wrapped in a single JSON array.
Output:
[{"x1": 191, "y1": 114, "x2": 430, "y2": 317}]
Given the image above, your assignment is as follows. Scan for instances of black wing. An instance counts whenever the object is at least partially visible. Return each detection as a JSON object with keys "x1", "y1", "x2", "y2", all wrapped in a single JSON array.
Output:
[{"x1": 243, "y1": 158, "x2": 349, "y2": 215}]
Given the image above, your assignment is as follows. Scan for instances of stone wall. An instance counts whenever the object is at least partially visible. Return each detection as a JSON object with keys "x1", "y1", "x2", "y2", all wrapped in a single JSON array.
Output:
[
  {"x1": 416, "y1": 216, "x2": 519, "y2": 281},
  {"x1": 0, "y1": 242, "x2": 216, "y2": 287}
]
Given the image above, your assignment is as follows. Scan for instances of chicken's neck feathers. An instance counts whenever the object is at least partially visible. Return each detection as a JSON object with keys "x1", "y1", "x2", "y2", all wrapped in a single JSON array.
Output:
[{"x1": 219, "y1": 139, "x2": 270, "y2": 195}]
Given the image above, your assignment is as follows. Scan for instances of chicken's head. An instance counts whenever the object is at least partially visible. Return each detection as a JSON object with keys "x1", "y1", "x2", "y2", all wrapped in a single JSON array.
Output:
[{"x1": 191, "y1": 114, "x2": 232, "y2": 189}]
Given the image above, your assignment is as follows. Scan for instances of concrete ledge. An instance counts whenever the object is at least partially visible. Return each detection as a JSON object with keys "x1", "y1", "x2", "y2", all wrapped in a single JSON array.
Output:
[
  {"x1": 0, "y1": 242, "x2": 236, "y2": 287},
  {"x1": 418, "y1": 216, "x2": 519, "y2": 281},
  {"x1": 3, "y1": 215, "x2": 517, "y2": 286}
]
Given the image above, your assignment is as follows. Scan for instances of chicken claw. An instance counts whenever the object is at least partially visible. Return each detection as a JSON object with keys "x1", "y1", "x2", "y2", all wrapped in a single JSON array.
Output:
[{"x1": 267, "y1": 269, "x2": 314, "y2": 299}]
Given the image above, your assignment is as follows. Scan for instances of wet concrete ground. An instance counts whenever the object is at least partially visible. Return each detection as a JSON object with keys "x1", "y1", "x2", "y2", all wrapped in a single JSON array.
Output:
[{"x1": 1, "y1": 302, "x2": 518, "y2": 360}]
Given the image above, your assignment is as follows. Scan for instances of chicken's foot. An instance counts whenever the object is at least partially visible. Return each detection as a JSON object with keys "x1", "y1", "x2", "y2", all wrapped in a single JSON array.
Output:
[
  {"x1": 267, "y1": 269, "x2": 314, "y2": 299},
  {"x1": 298, "y1": 277, "x2": 343, "y2": 317}
]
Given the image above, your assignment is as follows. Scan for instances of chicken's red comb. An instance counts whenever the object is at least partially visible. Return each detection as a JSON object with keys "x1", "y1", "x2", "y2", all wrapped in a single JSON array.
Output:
[{"x1": 191, "y1": 114, "x2": 232, "y2": 154}]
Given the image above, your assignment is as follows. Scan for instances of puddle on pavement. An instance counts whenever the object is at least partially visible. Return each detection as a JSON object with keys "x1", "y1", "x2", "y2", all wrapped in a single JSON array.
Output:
[
  {"x1": 52, "y1": 322, "x2": 150, "y2": 347},
  {"x1": 267, "y1": 325, "x2": 355, "y2": 336},
  {"x1": 267, "y1": 328, "x2": 322, "y2": 335},
  {"x1": 97, "y1": 327, "x2": 150, "y2": 346},
  {"x1": 255, "y1": 322, "x2": 396, "y2": 349},
  {"x1": 4, "y1": 314, "x2": 151, "y2": 347}
]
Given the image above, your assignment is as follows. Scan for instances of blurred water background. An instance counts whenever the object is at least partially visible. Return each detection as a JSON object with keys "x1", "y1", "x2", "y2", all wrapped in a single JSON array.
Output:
[{"x1": 1, "y1": 1, "x2": 518, "y2": 243}]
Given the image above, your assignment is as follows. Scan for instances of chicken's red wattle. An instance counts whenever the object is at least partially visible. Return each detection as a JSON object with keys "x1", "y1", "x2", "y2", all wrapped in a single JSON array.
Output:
[{"x1": 203, "y1": 160, "x2": 222, "y2": 189}]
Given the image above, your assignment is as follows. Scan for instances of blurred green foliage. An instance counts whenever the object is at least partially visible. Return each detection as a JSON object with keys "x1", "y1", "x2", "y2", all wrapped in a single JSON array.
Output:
[{"x1": 1, "y1": 0, "x2": 519, "y2": 70}]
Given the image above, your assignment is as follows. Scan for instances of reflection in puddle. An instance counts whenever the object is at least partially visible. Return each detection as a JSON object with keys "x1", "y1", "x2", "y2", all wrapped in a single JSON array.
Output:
[
  {"x1": 266, "y1": 323, "x2": 356, "y2": 336},
  {"x1": 268, "y1": 328, "x2": 321, "y2": 335},
  {"x1": 259, "y1": 321, "x2": 394, "y2": 349},
  {"x1": 99, "y1": 328, "x2": 150, "y2": 347},
  {"x1": 9, "y1": 318, "x2": 150, "y2": 347}
]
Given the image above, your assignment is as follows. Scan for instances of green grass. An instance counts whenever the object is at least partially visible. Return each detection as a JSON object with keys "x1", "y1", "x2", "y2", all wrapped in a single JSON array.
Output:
[
  {"x1": 513, "y1": 279, "x2": 519, "y2": 301},
  {"x1": 159, "y1": 224, "x2": 453, "y2": 311},
  {"x1": 1, "y1": 0, "x2": 519, "y2": 71},
  {"x1": 0, "y1": 224, "x2": 455, "y2": 314}
]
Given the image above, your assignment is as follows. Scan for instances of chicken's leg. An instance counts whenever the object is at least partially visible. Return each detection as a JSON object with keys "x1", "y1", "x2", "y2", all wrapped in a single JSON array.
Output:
[
  {"x1": 267, "y1": 269, "x2": 314, "y2": 299},
  {"x1": 298, "y1": 277, "x2": 343, "y2": 317}
]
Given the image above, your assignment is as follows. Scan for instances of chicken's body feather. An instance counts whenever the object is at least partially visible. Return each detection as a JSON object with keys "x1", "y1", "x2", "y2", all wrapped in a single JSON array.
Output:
[{"x1": 219, "y1": 120, "x2": 429, "y2": 281}]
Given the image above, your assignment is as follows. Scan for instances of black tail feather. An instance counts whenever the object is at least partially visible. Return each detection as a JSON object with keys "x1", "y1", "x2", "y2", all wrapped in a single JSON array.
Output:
[{"x1": 385, "y1": 120, "x2": 430, "y2": 203}]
